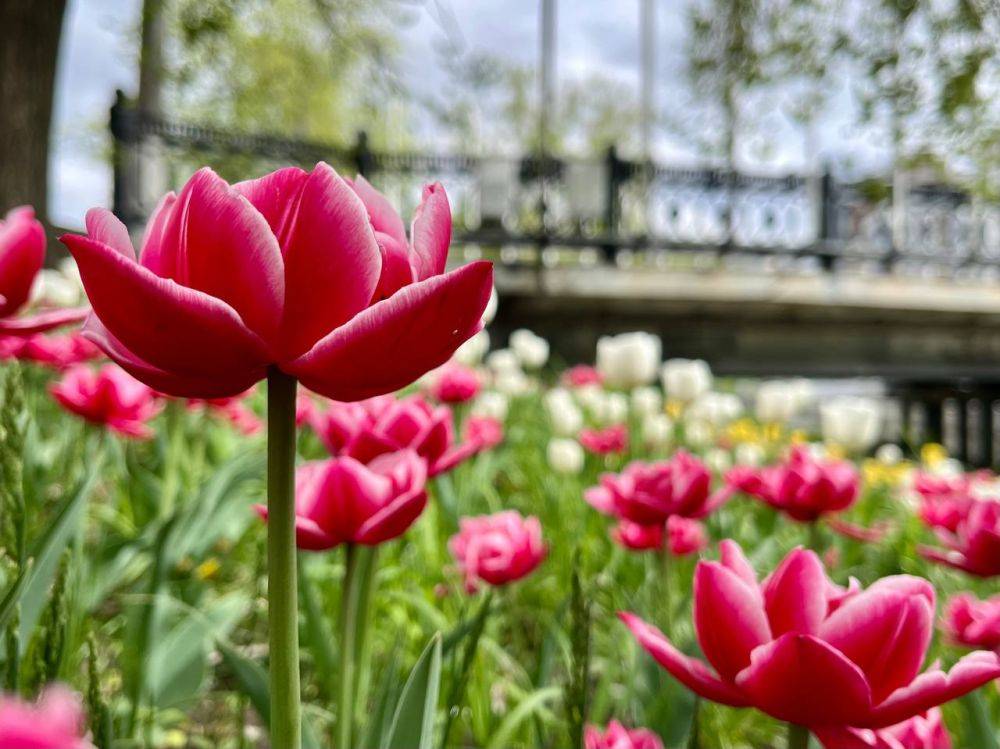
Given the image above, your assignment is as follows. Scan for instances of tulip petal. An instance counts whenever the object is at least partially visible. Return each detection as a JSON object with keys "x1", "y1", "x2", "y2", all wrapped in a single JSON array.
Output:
[
  {"x1": 619, "y1": 612, "x2": 750, "y2": 707},
  {"x1": 865, "y1": 650, "x2": 1000, "y2": 728},
  {"x1": 80, "y1": 316, "x2": 263, "y2": 401},
  {"x1": 138, "y1": 191, "x2": 178, "y2": 270},
  {"x1": 350, "y1": 175, "x2": 407, "y2": 248},
  {"x1": 694, "y1": 561, "x2": 771, "y2": 680},
  {"x1": 763, "y1": 548, "x2": 827, "y2": 636},
  {"x1": 151, "y1": 168, "x2": 285, "y2": 344},
  {"x1": 85, "y1": 208, "x2": 135, "y2": 260},
  {"x1": 0, "y1": 306, "x2": 88, "y2": 335},
  {"x1": 255, "y1": 504, "x2": 338, "y2": 551},
  {"x1": 61, "y1": 233, "x2": 270, "y2": 379},
  {"x1": 410, "y1": 183, "x2": 451, "y2": 280},
  {"x1": 718, "y1": 540, "x2": 758, "y2": 588},
  {"x1": 287, "y1": 261, "x2": 493, "y2": 401},
  {"x1": 735, "y1": 633, "x2": 873, "y2": 726},
  {"x1": 0, "y1": 206, "x2": 45, "y2": 317}
]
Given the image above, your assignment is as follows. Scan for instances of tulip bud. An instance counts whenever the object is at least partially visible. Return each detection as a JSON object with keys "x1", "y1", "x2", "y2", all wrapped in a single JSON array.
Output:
[
  {"x1": 661, "y1": 359, "x2": 712, "y2": 403},
  {"x1": 596, "y1": 332, "x2": 661, "y2": 388},
  {"x1": 686, "y1": 391, "x2": 743, "y2": 428},
  {"x1": 630, "y1": 386, "x2": 662, "y2": 417},
  {"x1": 820, "y1": 396, "x2": 883, "y2": 454},
  {"x1": 453, "y1": 329, "x2": 490, "y2": 366},
  {"x1": 641, "y1": 413, "x2": 674, "y2": 450},
  {"x1": 471, "y1": 391, "x2": 508, "y2": 421},
  {"x1": 509, "y1": 329, "x2": 549, "y2": 369},
  {"x1": 548, "y1": 438, "x2": 584, "y2": 475}
]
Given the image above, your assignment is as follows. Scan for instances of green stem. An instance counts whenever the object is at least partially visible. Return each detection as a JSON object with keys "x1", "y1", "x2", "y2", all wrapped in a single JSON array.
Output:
[
  {"x1": 787, "y1": 723, "x2": 810, "y2": 749},
  {"x1": 338, "y1": 543, "x2": 378, "y2": 749},
  {"x1": 267, "y1": 368, "x2": 301, "y2": 749},
  {"x1": 660, "y1": 544, "x2": 673, "y2": 638},
  {"x1": 807, "y1": 521, "x2": 823, "y2": 552}
]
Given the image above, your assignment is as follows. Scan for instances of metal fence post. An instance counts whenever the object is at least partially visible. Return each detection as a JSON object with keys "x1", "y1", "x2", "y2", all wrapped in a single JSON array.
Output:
[
  {"x1": 817, "y1": 167, "x2": 835, "y2": 272},
  {"x1": 354, "y1": 130, "x2": 372, "y2": 178},
  {"x1": 602, "y1": 145, "x2": 620, "y2": 263}
]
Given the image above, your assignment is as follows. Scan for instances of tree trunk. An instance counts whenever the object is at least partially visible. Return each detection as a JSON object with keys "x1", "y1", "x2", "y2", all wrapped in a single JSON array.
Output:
[{"x1": 0, "y1": 0, "x2": 68, "y2": 222}]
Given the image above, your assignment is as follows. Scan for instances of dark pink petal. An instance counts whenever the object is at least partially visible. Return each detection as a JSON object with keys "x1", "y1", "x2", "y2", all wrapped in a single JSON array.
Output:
[
  {"x1": 619, "y1": 612, "x2": 750, "y2": 707},
  {"x1": 0, "y1": 206, "x2": 46, "y2": 317},
  {"x1": 735, "y1": 633, "x2": 873, "y2": 726},
  {"x1": 812, "y1": 727, "x2": 881, "y2": 749},
  {"x1": 865, "y1": 651, "x2": 1000, "y2": 728},
  {"x1": 371, "y1": 232, "x2": 416, "y2": 301},
  {"x1": 85, "y1": 208, "x2": 135, "y2": 259},
  {"x1": 694, "y1": 561, "x2": 772, "y2": 680},
  {"x1": 409, "y1": 183, "x2": 451, "y2": 280},
  {"x1": 287, "y1": 261, "x2": 493, "y2": 401},
  {"x1": 233, "y1": 166, "x2": 309, "y2": 247},
  {"x1": 763, "y1": 548, "x2": 827, "y2": 636},
  {"x1": 718, "y1": 540, "x2": 758, "y2": 588},
  {"x1": 0, "y1": 307, "x2": 88, "y2": 335},
  {"x1": 349, "y1": 174, "x2": 407, "y2": 249},
  {"x1": 254, "y1": 504, "x2": 338, "y2": 551},
  {"x1": 61, "y1": 233, "x2": 270, "y2": 380},
  {"x1": 138, "y1": 191, "x2": 178, "y2": 270},
  {"x1": 148, "y1": 168, "x2": 285, "y2": 344}
]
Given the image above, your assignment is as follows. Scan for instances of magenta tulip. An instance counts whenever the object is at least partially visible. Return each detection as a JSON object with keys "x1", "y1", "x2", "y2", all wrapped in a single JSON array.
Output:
[
  {"x1": 584, "y1": 720, "x2": 664, "y2": 749},
  {"x1": 920, "y1": 500, "x2": 1000, "y2": 577},
  {"x1": 941, "y1": 593, "x2": 1000, "y2": 651},
  {"x1": 463, "y1": 415, "x2": 503, "y2": 451},
  {"x1": 612, "y1": 516, "x2": 708, "y2": 556},
  {"x1": 51, "y1": 364, "x2": 162, "y2": 438},
  {"x1": 0, "y1": 331, "x2": 100, "y2": 370},
  {"x1": 586, "y1": 452, "x2": 729, "y2": 526},
  {"x1": 579, "y1": 424, "x2": 629, "y2": 455},
  {"x1": 257, "y1": 449, "x2": 427, "y2": 550},
  {"x1": 912, "y1": 472, "x2": 980, "y2": 533},
  {"x1": 311, "y1": 393, "x2": 483, "y2": 476},
  {"x1": 621, "y1": 540, "x2": 1000, "y2": 734},
  {"x1": 0, "y1": 207, "x2": 87, "y2": 335},
  {"x1": 814, "y1": 708, "x2": 951, "y2": 749},
  {"x1": 728, "y1": 446, "x2": 859, "y2": 522},
  {"x1": 188, "y1": 390, "x2": 263, "y2": 435},
  {"x1": 449, "y1": 511, "x2": 546, "y2": 592},
  {"x1": 562, "y1": 364, "x2": 604, "y2": 388},
  {"x1": 429, "y1": 363, "x2": 481, "y2": 404},
  {"x1": 0, "y1": 685, "x2": 94, "y2": 749},
  {"x1": 60, "y1": 165, "x2": 492, "y2": 399}
]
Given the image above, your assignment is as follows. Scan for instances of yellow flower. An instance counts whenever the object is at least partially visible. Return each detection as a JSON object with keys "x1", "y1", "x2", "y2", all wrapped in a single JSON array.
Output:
[
  {"x1": 825, "y1": 444, "x2": 846, "y2": 460},
  {"x1": 665, "y1": 400, "x2": 685, "y2": 420},
  {"x1": 920, "y1": 443, "x2": 948, "y2": 467},
  {"x1": 789, "y1": 430, "x2": 808, "y2": 445},
  {"x1": 194, "y1": 558, "x2": 221, "y2": 580}
]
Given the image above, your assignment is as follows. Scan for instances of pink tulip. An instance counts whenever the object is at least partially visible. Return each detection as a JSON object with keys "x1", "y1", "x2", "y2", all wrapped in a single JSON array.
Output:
[
  {"x1": 188, "y1": 390, "x2": 263, "y2": 435},
  {"x1": 621, "y1": 540, "x2": 1000, "y2": 733},
  {"x1": 612, "y1": 516, "x2": 708, "y2": 556},
  {"x1": 310, "y1": 393, "x2": 482, "y2": 476},
  {"x1": 463, "y1": 415, "x2": 503, "y2": 451},
  {"x1": 912, "y1": 472, "x2": 982, "y2": 533},
  {"x1": 941, "y1": 593, "x2": 1000, "y2": 651},
  {"x1": 579, "y1": 424, "x2": 629, "y2": 455},
  {"x1": 449, "y1": 511, "x2": 546, "y2": 592},
  {"x1": 584, "y1": 720, "x2": 664, "y2": 749},
  {"x1": 429, "y1": 363, "x2": 481, "y2": 404},
  {"x1": 562, "y1": 364, "x2": 604, "y2": 388},
  {"x1": 0, "y1": 207, "x2": 87, "y2": 335},
  {"x1": 920, "y1": 500, "x2": 1000, "y2": 577},
  {"x1": 815, "y1": 708, "x2": 951, "y2": 749},
  {"x1": 0, "y1": 685, "x2": 94, "y2": 749},
  {"x1": 51, "y1": 364, "x2": 162, "y2": 438},
  {"x1": 60, "y1": 166, "x2": 492, "y2": 399},
  {"x1": 0, "y1": 331, "x2": 100, "y2": 370},
  {"x1": 256, "y1": 449, "x2": 427, "y2": 550},
  {"x1": 586, "y1": 452, "x2": 729, "y2": 526},
  {"x1": 727, "y1": 446, "x2": 859, "y2": 522},
  {"x1": 296, "y1": 392, "x2": 322, "y2": 427}
]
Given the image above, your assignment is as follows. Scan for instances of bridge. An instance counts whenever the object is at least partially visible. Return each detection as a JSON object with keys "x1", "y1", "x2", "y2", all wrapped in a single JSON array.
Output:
[{"x1": 107, "y1": 93, "x2": 1000, "y2": 466}]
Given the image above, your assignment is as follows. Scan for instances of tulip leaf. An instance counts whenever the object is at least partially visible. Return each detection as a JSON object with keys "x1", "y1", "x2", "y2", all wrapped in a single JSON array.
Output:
[
  {"x1": 484, "y1": 686, "x2": 562, "y2": 749},
  {"x1": 958, "y1": 691, "x2": 1000, "y2": 749},
  {"x1": 383, "y1": 632, "x2": 443, "y2": 749},
  {"x1": 360, "y1": 645, "x2": 402, "y2": 749}
]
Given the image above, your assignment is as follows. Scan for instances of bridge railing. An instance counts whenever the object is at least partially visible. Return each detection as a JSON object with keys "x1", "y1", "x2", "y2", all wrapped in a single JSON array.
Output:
[{"x1": 109, "y1": 92, "x2": 1000, "y2": 275}]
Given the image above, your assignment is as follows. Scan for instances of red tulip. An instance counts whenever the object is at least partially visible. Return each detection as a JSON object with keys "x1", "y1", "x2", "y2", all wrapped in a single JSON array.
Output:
[
  {"x1": 562, "y1": 364, "x2": 604, "y2": 388},
  {"x1": 256, "y1": 449, "x2": 427, "y2": 550},
  {"x1": 621, "y1": 540, "x2": 1000, "y2": 732},
  {"x1": 728, "y1": 446, "x2": 859, "y2": 522},
  {"x1": 920, "y1": 500, "x2": 1000, "y2": 577},
  {"x1": 188, "y1": 390, "x2": 263, "y2": 435},
  {"x1": 51, "y1": 364, "x2": 162, "y2": 438},
  {"x1": 586, "y1": 452, "x2": 729, "y2": 526},
  {"x1": 912, "y1": 472, "x2": 982, "y2": 533},
  {"x1": 0, "y1": 332, "x2": 100, "y2": 370},
  {"x1": 0, "y1": 685, "x2": 94, "y2": 749},
  {"x1": 814, "y1": 708, "x2": 951, "y2": 749},
  {"x1": 311, "y1": 393, "x2": 482, "y2": 476},
  {"x1": 60, "y1": 166, "x2": 492, "y2": 399},
  {"x1": 579, "y1": 424, "x2": 629, "y2": 455},
  {"x1": 463, "y1": 415, "x2": 503, "y2": 451},
  {"x1": 941, "y1": 593, "x2": 1000, "y2": 651},
  {"x1": 449, "y1": 510, "x2": 546, "y2": 592},
  {"x1": 612, "y1": 516, "x2": 708, "y2": 556},
  {"x1": 428, "y1": 363, "x2": 481, "y2": 404},
  {"x1": 0, "y1": 207, "x2": 87, "y2": 335},
  {"x1": 584, "y1": 721, "x2": 663, "y2": 749}
]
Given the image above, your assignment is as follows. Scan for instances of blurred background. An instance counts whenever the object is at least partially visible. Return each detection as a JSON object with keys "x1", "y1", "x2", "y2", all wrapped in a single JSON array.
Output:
[{"x1": 5, "y1": 0, "x2": 1000, "y2": 463}]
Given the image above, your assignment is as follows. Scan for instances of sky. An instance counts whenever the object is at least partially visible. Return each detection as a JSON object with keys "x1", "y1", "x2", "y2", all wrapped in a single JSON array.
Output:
[{"x1": 48, "y1": 0, "x2": 887, "y2": 228}]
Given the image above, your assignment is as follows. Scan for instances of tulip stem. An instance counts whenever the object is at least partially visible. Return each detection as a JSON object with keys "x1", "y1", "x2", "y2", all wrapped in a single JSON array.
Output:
[
  {"x1": 807, "y1": 521, "x2": 823, "y2": 552},
  {"x1": 338, "y1": 543, "x2": 378, "y2": 749},
  {"x1": 660, "y1": 544, "x2": 673, "y2": 637},
  {"x1": 267, "y1": 368, "x2": 301, "y2": 749},
  {"x1": 786, "y1": 723, "x2": 810, "y2": 749}
]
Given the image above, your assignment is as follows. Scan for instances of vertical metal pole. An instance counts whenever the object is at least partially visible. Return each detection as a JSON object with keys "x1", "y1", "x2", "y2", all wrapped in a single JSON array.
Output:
[
  {"x1": 138, "y1": 0, "x2": 164, "y2": 118},
  {"x1": 640, "y1": 0, "x2": 655, "y2": 159},
  {"x1": 539, "y1": 0, "x2": 556, "y2": 157}
]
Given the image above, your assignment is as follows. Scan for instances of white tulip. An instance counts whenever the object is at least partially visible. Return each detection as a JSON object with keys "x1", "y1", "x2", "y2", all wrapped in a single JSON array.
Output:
[
  {"x1": 545, "y1": 389, "x2": 584, "y2": 436},
  {"x1": 820, "y1": 396, "x2": 883, "y2": 453},
  {"x1": 486, "y1": 348, "x2": 521, "y2": 376},
  {"x1": 687, "y1": 391, "x2": 744, "y2": 428},
  {"x1": 642, "y1": 413, "x2": 675, "y2": 449},
  {"x1": 573, "y1": 384, "x2": 606, "y2": 414},
  {"x1": 509, "y1": 329, "x2": 549, "y2": 369},
  {"x1": 685, "y1": 420, "x2": 714, "y2": 449},
  {"x1": 454, "y1": 330, "x2": 490, "y2": 366},
  {"x1": 631, "y1": 386, "x2": 662, "y2": 417},
  {"x1": 705, "y1": 448, "x2": 732, "y2": 473},
  {"x1": 596, "y1": 332, "x2": 662, "y2": 388},
  {"x1": 875, "y1": 443, "x2": 904, "y2": 466},
  {"x1": 482, "y1": 286, "x2": 498, "y2": 325},
  {"x1": 29, "y1": 268, "x2": 84, "y2": 308},
  {"x1": 471, "y1": 391, "x2": 509, "y2": 421},
  {"x1": 932, "y1": 458, "x2": 964, "y2": 479},
  {"x1": 734, "y1": 442, "x2": 765, "y2": 467},
  {"x1": 595, "y1": 392, "x2": 629, "y2": 425},
  {"x1": 755, "y1": 378, "x2": 814, "y2": 423},
  {"x1": 661, "y1": 359, "x2": 712, "y2": 403},
  {"x1": 494, "y1": 369, "x2": 533, "y2": 396},
  {"x1": 548, "y1": 438, "x2": 584, "y2": 475}
]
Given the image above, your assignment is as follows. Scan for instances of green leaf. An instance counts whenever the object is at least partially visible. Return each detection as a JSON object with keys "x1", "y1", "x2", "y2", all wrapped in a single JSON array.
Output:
[
  {"x1": 485, "y1": 686, "x2": 561, "y2": 749},
  {"x1": 383, "y1": 632, "x2": 443, "y2": 749},
  {"x1": 360, "y1": 645, "x2": 402, "y2": 749},
  {"x1": 0, "y1": 559, "x2": 32, "y2": 632},
  {"x1": 958, "y1": 691, "x2": 1000, "y2": 749}
]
